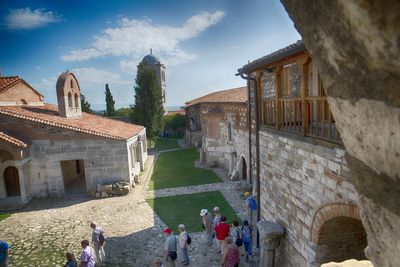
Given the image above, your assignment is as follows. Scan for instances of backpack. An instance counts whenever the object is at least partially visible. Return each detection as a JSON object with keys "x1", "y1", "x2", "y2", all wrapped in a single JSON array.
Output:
[
  {"x1": 186, "y1": 233, "x2": 192, "y2": 245},
  {"x1": 235, "y1": 229, "x2": 243, "y2": 247}
]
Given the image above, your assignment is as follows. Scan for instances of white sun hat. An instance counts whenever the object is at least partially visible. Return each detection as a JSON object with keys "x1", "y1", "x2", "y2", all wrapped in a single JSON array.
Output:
[
  {"x1": 200, "y1": 209, "x2": 208, "y2": 216},
  {"x1": 179, "y1": 224, "x2": 185, "y2": 229},
  {"x1": 213, "y1": 206, "x2": 220, "y2": 212}
]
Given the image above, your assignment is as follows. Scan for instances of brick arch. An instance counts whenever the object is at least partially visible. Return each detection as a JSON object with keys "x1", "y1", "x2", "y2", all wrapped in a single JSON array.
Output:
[{"x1": 311, "y1": 202, "x2": 361, "y2": 243}]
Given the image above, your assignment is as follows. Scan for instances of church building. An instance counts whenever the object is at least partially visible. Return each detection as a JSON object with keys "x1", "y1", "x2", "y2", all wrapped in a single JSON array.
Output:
[{"x1": 0, "y1": 72, "x2": 147, "y2": 203}]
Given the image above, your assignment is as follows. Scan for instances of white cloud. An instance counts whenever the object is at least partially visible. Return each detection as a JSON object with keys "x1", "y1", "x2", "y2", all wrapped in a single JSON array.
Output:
[
  {"x1": 4, "y1": 8, "x2": 60, "y2": 30},
  {"x1": 33, "y1": 67, "x2": 132, "y2": 108},
  {"x1": 61, "y1": 11, "x2": 225, "y2": 68}
]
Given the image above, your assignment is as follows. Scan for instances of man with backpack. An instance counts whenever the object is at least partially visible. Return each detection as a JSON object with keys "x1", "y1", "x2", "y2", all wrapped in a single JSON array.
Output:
[
  {"x1": 0, "y1": 240, "x2": 10, "y2": 267},
  {"x1": 90, "y1": 221, "x2": 105, "y2": 266},
  {"x1": 164, "y1": 227, "x2": 177, "y2": 267},
  {"x1": 241, "y1": 220, "x2": 253, "y2": 262},
  {"x1": 178, "y1": 224, "x2": 190, "y2": 265}
]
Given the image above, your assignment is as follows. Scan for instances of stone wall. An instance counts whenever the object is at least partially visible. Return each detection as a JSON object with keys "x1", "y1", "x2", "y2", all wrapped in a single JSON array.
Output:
[
  {"x1": 281, "y1": 1, "x2": 400, "y2": 266},
  {"x1": 258, "y1": 128, "x2": 361, "y2": 266}
]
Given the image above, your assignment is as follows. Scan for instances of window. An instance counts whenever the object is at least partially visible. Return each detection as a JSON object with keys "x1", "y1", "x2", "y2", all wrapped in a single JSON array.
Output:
[
  {"x1": 74, "y1": 93, "x2": 79, "y2": 108},
  {"x1": 161, "y1": 70, "x2": 165, "y2": 82},
  {"x1": 227, "y1": 122, "x2": 232, "y2": 141},
  {"x1": 70, "y1": 79, "x2": 74, "y2": 88},
  {"x1": 68, "y1": 92, "x2": 73, "y2": 108},
  {"x1": 19, "y1": 99, "x2": 27, "y2": 105},
  {"x1": 280, "y1": 67, "x2": 290, "y2": 96}
]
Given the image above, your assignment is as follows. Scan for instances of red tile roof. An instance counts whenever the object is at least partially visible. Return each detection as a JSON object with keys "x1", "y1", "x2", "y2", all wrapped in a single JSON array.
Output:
[
  {"x1": 0, "y1": 76, "x2": 44, "y2": 97},
  {"x1": 0, "y1": 132, "x2": 28, "y2": 148},
  {"x1": 0, "y1": 104, "x2": 144, "y2": 140},
  {"x1": 185, "y1": 87, "x2": 247, "y2": 107}
]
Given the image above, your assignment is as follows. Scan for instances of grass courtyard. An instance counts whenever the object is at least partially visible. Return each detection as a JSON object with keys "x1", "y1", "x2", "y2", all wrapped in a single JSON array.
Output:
[
  {"x1": 154, "y1": 137, "x2": 180, "y2": 151},
  {"x1": 147, "y1": 191, "x2": 241, "y2": 233},
  {"x1": 149, "y1": 148, "x2": 222, "y2": 190}
]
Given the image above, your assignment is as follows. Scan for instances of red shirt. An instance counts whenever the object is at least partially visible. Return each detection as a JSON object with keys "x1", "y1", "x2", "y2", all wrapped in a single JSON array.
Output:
[{"x1": 215, "y1": 222, "x2": 230, "y2": 241}]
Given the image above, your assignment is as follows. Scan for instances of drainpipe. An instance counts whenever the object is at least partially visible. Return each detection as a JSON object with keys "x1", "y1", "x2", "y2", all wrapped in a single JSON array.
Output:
[{"x1": 236, "y1": 72, "x2": 261, "y2": 248}]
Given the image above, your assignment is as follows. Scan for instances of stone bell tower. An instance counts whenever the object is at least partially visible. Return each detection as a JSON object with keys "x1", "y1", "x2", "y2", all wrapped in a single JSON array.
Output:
[
  {"x1": 56, "y1": 71, "x2": 82, "y2": 118},
  {"x1": 141, "y1": 49, "x2": 167, "y2": 111}
]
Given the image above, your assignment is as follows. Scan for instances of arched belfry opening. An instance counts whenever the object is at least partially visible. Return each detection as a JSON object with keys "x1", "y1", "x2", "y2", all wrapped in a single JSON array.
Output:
[{"x1": 56, "y1": 71, "x2": 82, "y2": 118}]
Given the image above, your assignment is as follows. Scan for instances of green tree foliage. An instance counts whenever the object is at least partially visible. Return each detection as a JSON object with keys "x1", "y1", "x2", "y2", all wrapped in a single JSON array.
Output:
[
  {"x1": 164, "y1": 114, "x2": 185, "y2": 132},
  {"x1": 133, "y1": 62, "x2": 165, "y2": 138},
  {"x1": 80, "y1": 93, "x2": 93, "y2": 113},
  {"x1": 105, "y1": 83, "x2": 115, "y2": 116}
]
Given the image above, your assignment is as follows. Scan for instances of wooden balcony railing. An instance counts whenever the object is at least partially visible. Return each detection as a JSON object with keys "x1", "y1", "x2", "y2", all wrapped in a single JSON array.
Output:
[{"x1": 261, "y1": 96, "x2": 341, "y2": 144}]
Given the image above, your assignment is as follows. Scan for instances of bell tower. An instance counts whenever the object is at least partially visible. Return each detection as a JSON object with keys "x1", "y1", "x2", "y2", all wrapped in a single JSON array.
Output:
[{"x1": 56, "y1": 71, "x2": 82, "y2": 118}]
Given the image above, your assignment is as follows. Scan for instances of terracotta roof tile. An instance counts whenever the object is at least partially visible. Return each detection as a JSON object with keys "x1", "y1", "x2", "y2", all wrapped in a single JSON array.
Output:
[
  {"x1": 0, "y1": 76, "x2": 21, "y2": 93},
  {"x1": 0, "y1": 76, "x2": 44, "y2": 97},
  {"x1": 0, "y1": 104, "x2": 144, "y2": 140},
  {"x1": 185, "y1": 87, "x2": 247, "y2": 107},
  {"x1": 0, "y1": 132, "x2": 27, "y2": 148}
]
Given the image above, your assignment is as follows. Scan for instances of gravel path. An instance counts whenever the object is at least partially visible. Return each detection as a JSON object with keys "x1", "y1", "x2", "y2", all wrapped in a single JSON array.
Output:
[{"x1": 0, "y1": 147, "x2": 258, "y2": 267}]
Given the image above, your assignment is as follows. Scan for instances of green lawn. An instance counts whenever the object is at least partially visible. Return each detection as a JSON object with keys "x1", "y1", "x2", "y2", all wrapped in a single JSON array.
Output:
[
  {"x1": 154, "y1": 137, "x2": 180, "y2": 151},
  {"x1": 147, "y1": 191, "x2": 241, "y2": 233},
  {"x1": 149, "y1": 148, "x2": 222, "y2": 190},
  {"x1": 0, "y1": 213, "x2": 11, "y2": 221}
]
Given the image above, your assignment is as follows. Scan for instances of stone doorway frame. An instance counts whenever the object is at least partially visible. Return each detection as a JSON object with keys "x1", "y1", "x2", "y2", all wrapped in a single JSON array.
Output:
[
  {"x1": 4, "y1": 166, "x2": 20, "y2": 197},
  {"x1": 239, "y1": 154, "x2": 250, "y2": 183},
  {"x1": 61, "y1": 159, "x2": 87, "y2": 194}
]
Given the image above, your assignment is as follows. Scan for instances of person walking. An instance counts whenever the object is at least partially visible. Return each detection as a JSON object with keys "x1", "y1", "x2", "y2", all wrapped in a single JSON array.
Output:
[
  {"x1": 213, "y1": 207, "x2": 222, "y2": 250},
  {"x1": 215, "y1": 216, "x2": 230, "y2": 253},
  {"x1": 164, "y1": 227, "x2": 177, "y2": 267},
  {"x1": 90, "y1": 221, "x2": 105, "y2": 266},
  {"x1": 0, "y1": 240, "x2": 10, "y2": 267},
  {"x1": 80, "y1": 240, "x2": 95, "y2": 267},
  {"x1": 241, "y1": 220, "x2": 253, "y2": 262},
  {"x1": 221, "y1": 237, "x2": 240, "y2": 267},
  {"x1": 230, "y1": 220, "x2": 242, "y2": 247},
  {"x1": 178, "y1": 224, "x2": 189, "y2": 265},
  {"x1": 200, "y1": 209, "x2": 213, "y2": 245},
  {"x1": 64, "y1": 252, "x2": 77, "y2": 267}
]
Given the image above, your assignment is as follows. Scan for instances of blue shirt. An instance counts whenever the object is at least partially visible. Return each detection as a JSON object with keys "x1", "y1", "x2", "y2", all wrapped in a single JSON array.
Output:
[{"x1": 0, "y1": 241, "x2": 9, "y2": 262}]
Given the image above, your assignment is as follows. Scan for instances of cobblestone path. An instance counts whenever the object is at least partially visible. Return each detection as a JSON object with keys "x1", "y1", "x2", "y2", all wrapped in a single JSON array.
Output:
[{"x1": 0, "y1": 146, "x2": 258, "y2": 267}]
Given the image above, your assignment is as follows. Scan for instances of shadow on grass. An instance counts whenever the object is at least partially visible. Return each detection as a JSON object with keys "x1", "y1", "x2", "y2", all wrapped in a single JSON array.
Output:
[
  {"x1": 149, "y1": 148, "x2": 222, "y2": 190},
  {"x1": 147, "y1": 191, "x2": 241, "y2": 234}
]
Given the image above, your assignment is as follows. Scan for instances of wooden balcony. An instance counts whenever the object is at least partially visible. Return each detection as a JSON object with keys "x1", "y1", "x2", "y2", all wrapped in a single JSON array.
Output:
[{"x1": 262, "y1": 96, "x2": 341, "y2": 144}]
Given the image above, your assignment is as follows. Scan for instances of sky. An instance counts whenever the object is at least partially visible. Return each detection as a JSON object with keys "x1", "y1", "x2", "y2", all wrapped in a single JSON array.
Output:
[{"x1": 0, "y1": 0, "x2": 300, "y2": 110}]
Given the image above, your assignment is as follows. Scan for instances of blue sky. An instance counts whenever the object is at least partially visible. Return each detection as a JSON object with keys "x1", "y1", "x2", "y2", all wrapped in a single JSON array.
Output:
[{"x1": 0, "y1": 0, "x2": 300, "y2": 110}]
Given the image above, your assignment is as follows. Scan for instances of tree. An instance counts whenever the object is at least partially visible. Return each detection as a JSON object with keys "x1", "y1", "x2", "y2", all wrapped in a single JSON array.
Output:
[
  {"x1": 133, "y1": 62, "x2": 165, "y2": 138},
  {"x1": 105, "y1": 83, "x2": 115, "y2": 116},
  {"x1": 80, "y1": 93, "x2": 93, "y2": 113}
]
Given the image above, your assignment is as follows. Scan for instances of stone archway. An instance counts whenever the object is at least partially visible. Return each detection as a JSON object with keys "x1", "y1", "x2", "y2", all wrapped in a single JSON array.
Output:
[
  {"x1": 311, "y1": 203, "x2": 368, "y2": 264},
  {"x1": 4, "y1": 166, "x2": 20, "y2": 197},
  {"x1": 239, "y1": 155, "x2": 249, "y2": 182}
]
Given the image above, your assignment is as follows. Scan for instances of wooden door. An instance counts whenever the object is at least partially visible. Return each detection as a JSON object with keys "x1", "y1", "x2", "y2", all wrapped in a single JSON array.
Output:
[{"x1": 4, "y1": 166, "x2": 20, "y2": 196}]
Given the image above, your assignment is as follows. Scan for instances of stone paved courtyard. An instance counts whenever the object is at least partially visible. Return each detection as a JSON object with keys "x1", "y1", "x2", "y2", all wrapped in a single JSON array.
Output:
[{"x1": 0, "y1": 146, "x2": 258, "y2": 266}]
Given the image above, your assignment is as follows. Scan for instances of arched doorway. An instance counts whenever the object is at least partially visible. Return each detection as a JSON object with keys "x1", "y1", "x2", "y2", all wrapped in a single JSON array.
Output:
[
  {"x1": 241, "y1": 157, "x2": 247, "y2": 180},
  {"x1": 4, "y1": 166, "x2": 20, "y2": 197},
  {"x1": 316, "y1": 216, "x2": 367, "y2": 264},
  {"x1": 312, "y1": 203, "x2": 368, "y2": 265}
]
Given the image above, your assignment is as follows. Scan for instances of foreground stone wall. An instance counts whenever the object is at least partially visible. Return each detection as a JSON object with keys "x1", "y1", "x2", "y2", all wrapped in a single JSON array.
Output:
[
  {"x1": 28, "y1": 138, "x2": 131, "y2": 197},
  {"x1": 259, "y1": 129, "x2": 361, "y2": 266},
  {"x1": 281, "y1": 1, "x2": 400, "y2": 266}
]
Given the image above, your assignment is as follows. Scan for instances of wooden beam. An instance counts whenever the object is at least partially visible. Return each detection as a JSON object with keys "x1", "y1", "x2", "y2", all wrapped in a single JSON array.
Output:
[
  {"x1": 300, "y1": 62, "x2": 309, "y2": 135},
  {"x1": 275, "y1": 66, "x2": 282, "y2": 129}
]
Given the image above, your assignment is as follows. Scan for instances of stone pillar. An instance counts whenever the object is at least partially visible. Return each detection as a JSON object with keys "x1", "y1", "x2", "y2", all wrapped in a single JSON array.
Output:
[
  {"x1": 257, "y1": 221, "x2": 285, "y2": 267},
  {"x1": 17, "y1": 166, "x2": 27, "y2": 203}
]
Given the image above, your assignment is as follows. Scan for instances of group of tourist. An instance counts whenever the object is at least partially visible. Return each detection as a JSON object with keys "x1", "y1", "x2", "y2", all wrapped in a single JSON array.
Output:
[
  {"x1": 156, "y1": 206, "x2": 253, "y2": 267},
  {"x1": 63, "y1": 221, "x2": 106, "y2": 267}
]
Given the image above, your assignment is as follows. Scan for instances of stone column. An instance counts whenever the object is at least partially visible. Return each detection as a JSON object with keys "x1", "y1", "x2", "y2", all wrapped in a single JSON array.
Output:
[
  {"x1": 257, "y1": 221, "x2": 285, "y2": 267},
  {"x1": 17, "y1": 165, "x2": 27, "y2": 203}
]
